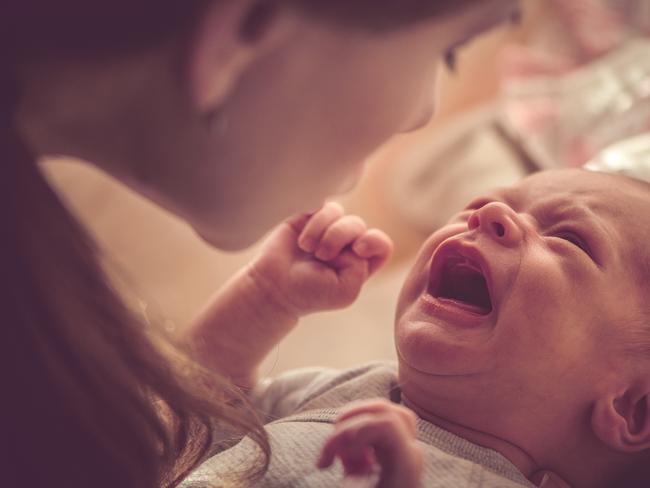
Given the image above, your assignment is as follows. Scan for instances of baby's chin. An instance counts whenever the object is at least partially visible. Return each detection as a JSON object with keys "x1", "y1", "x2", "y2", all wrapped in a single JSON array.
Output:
[{"x1": 394, "y1": 311, "x2": 497, "y2": 378}]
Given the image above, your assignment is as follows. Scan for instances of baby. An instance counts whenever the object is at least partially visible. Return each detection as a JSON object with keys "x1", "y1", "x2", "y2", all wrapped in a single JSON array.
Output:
[{"x1": 181, "y1": 169, "x2": 650, "y2": 488}]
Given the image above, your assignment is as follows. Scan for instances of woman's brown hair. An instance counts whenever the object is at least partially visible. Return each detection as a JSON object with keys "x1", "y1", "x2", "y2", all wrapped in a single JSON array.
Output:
[
  {"x1": 2, "y1": 1, "x2": 479, "y2": 487},
  {"x1": 2, "y1": 61, "x2": 269, "y2": 488},
  {"x1": 2, "y1": 3, "x2": 270, "y2": 487}
]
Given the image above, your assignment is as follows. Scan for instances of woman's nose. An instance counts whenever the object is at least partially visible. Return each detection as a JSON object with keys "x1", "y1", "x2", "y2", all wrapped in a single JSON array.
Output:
[{"x1": 467, "y1": 202, "x2": 524, "y2": 247}]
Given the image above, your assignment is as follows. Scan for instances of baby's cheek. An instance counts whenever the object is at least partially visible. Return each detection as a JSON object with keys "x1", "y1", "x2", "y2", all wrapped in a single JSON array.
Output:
[
  {"x1": 512, "y1": 259, "x2": 580, "y2": 339},
  {"x1": 395, "y1": 266, "x2": 425, "y2": 318}
]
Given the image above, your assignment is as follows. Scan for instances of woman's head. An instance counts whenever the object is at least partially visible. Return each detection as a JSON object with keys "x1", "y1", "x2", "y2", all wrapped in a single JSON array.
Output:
[
  {"x1": 2, "y1": 1, "x2": 519, "y2": 486},
  {"x1": 10, "y1": 0, "x2": 519, "y2": 249}
]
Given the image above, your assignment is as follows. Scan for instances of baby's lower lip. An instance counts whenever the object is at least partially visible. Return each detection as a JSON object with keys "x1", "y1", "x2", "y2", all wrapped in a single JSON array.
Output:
[
  {"x1": 419, "y1": 293, "x2": 491, "y2": 328},
  {"x1": 426, "y1": 279, "x2": 492, "y2": 317},
  {"x1": 436, "y1": 297, "x2": 490, "y2": 315}
]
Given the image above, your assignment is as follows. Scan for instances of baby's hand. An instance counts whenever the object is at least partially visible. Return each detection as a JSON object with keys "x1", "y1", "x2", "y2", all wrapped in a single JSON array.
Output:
[
  {"x1": 249, "y1": 202, "x2": 393, "y2": 317},
  {"x1": 317, "y1": 399, "x2": 423, "y2": 488}
]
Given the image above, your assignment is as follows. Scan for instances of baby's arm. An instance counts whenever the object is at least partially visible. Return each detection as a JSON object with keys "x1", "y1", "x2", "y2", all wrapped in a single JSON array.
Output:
[
  {"x1": 180, "y1": 202, "x2": 393, "y2": 388},
  {"x1": 318, "y1": 399, "x2": 423, "y2": 488}
]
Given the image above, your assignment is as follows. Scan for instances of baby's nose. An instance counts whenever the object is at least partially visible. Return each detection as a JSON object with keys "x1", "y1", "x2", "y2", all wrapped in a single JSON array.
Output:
[{"x1": 467, "y1": 202, "x2": 524, "y2": 247}]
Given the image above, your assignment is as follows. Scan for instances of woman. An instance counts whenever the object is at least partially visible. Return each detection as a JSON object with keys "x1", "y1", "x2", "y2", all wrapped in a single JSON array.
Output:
[{"x1": 2, "y1": 0, "x2": 520, "y2": 486}]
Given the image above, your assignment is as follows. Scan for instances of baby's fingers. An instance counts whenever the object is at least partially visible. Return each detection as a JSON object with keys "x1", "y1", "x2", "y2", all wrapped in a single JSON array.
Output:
[
  {"x1": 315, "y1": 215, "x2": 367, "y2": 261},
  {"x1": 337, "y1": 400, "x2": 417, "y2": 437},
  {"x1": 317, "y1": 415, "x2": 378, "y2": 472},
  {"x1": 352, "y1": 229, "x2": 394, "y2": 275},
  {"x1": 318, "y1": 412, "x2": 421, "y2": 483},
  {"x1": 298, "y1": 202, "x2": 344, "y2": 253},
  {"x1": 318, "y1": 430, "x2": 374, "y2": 475}
]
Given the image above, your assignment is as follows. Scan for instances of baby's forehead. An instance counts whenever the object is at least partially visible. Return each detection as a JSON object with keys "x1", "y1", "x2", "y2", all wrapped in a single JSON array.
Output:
[
  {"x1": 510, "y1": 170, "x2": 650, "y2": 215},
  {"x1": 514, "y1": 169, "x2": 650, "y2": 279}
]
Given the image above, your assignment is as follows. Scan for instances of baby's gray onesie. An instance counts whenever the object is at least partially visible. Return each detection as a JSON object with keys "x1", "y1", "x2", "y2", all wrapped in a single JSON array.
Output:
[{"x1": 182, "y1": 362, "x2": 535, "y2": 487}]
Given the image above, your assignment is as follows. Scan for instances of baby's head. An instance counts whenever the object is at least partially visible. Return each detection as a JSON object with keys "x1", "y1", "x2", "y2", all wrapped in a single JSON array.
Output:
[{"x1": 395, "y1": 169, "x2": 650, "y2": 486}]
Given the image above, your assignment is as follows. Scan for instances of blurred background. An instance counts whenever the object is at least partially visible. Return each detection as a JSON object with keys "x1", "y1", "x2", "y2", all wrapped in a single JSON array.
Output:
[{"x1": 42, "y1": 0, "x2": 650, "y2": 377}]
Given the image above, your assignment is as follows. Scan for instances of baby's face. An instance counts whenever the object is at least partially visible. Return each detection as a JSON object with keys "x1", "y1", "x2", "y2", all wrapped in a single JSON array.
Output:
[{"x1": 395, "y1": 169, "x2": 650, "y2": 422}]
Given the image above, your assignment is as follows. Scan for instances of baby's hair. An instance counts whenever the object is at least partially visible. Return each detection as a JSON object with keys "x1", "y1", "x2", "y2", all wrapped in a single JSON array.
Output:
[
  {"x1": 623, "y1": 175, "x2": 650, "y2": 329},
  {"x1": 606, "y1": 175, "x2": 650, "y2": 359}
]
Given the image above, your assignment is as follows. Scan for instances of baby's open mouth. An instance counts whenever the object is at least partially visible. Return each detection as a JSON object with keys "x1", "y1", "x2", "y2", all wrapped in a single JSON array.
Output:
[{"x1": 429, "y1": 253, "x2": 493, "y2": 316}]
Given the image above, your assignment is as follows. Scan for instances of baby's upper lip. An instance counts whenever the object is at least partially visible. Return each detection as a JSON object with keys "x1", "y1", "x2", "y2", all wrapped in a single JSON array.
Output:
[{"x1": 427, "y1": 239, "x2": 496, "y2": 315}]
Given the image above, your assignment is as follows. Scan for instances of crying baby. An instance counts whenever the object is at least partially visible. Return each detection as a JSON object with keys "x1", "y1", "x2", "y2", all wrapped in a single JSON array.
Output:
[{"x1": 183, "y1": 169, "x2": 650, "y2": 488}]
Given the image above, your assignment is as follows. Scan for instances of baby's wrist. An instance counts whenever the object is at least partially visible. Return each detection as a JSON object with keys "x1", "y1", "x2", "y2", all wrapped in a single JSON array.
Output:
[{"x1": 243, "y1": 264, "x2": 302, "y2": 324}]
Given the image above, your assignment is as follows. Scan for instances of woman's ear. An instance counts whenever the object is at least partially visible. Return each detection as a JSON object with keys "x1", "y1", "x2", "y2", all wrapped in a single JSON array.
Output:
[
  {"x1": 592, "y1": 388, "x2": 650, "y2": 453},
  {"x1": 187, "y1": 0, "x2": 296, "y2": 113}
]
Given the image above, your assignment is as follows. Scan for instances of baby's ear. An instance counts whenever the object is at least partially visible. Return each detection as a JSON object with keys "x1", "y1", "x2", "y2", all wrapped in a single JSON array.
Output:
[{"x1": 592, "y1": 388, "x2": 650, "y2": 453}]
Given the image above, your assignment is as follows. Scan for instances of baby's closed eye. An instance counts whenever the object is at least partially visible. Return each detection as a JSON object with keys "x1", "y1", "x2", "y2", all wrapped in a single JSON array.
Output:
[{"x1": 547, "y1": 229, "x2": 594, "y2": 260}]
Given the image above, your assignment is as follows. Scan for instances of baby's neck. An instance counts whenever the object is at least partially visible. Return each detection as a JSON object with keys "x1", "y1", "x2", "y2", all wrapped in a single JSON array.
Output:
[{"x1": 401, "y1": 393, "x2": 539, "y2": 482}]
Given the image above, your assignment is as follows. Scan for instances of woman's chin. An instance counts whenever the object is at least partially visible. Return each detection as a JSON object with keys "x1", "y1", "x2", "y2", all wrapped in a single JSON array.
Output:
[{"x1": 193, "y1": 225, "x2": 262, "y2": 252}]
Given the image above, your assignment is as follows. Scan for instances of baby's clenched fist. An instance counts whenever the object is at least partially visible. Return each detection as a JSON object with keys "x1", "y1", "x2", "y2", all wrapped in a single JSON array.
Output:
[{"x1": 248, "y1": 202, "x2": 394, "y2": 317}]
